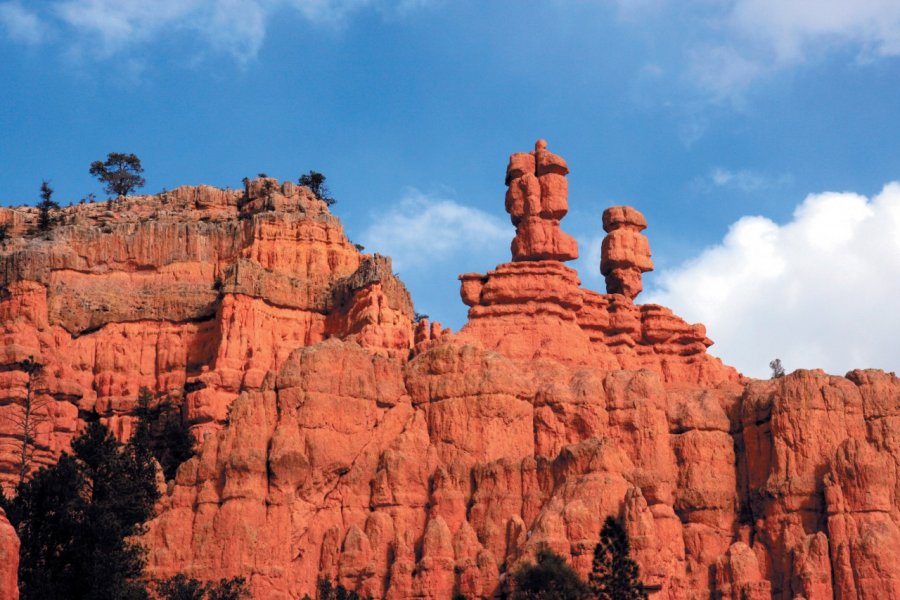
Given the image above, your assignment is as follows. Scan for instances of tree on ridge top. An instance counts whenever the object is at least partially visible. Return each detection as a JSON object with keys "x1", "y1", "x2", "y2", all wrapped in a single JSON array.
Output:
[
  {"x1": 299, "y1": 171, "x2": 335, "y2": 206},
  {"x1": 90, "y1": 152, "x2": 146, "y2": 198}
]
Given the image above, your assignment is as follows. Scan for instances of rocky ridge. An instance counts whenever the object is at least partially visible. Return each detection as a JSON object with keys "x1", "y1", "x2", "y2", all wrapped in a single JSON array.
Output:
[{"x1": 0, "y1": 143, "x2": 897, "y2": 600}]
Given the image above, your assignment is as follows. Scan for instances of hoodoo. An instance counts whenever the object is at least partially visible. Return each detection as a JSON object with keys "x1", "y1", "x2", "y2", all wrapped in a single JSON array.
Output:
[{"x1": 0, "y1": 142, "x2": 897, "y2": 599}]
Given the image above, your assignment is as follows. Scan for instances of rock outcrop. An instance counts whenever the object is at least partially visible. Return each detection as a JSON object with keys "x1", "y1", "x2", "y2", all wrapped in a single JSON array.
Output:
[
  {"x1": 0, "y1": 509, "x2": 18, "y2": 600},
  {"x1": 0, "y1": 143, "x2": 897, "y2": 600}
]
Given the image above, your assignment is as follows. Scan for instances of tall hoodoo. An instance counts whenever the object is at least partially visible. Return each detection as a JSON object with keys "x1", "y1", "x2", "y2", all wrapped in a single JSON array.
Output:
[
  {"x1": 506, "y1": 139, "x2": 579, "y2": 261},
  {"x1": 600, "y1": 205, "x2": 653, "y2": 300}
]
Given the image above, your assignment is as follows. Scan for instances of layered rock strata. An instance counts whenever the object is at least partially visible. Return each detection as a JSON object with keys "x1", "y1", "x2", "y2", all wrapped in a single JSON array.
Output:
[
  {"x1": 0, "y1": 179, "x2": 413, "y2": 490},
  {"x1": 0, "y1": 143, "x2": 897, "y2": 600}
]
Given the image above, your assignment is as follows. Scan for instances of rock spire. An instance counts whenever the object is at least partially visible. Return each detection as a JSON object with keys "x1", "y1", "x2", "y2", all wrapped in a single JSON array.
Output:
[
  {"x1": 600, "y1": 205, "x2": 653, "y2": 300},
  {"x1": 505, "y1": 140, "x2": 579, "y2": 261}
]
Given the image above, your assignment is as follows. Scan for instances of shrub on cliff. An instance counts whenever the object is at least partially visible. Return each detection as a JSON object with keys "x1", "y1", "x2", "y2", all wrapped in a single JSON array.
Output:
[
  {"x1": 154, "y1": 574, "x2": 250, "y2": 600},
  {"x1": 90, "y1": 152, "x2": 146, "y2": 197},
  {"x1": 511, "y1": 549, "x2": 591, "y2": 600},
  {"x1": 589, "y1": 517, "x2": 647, "y2": 600},
  {"x1": 299, "y1": 171, "x2": 335, "y2": 206},
  {"x1": 3, "y1": 420, "x2": 160, "y2": 599},
  {"x1": 769, "y1": 358, "x2": 785, "y2": 379}
]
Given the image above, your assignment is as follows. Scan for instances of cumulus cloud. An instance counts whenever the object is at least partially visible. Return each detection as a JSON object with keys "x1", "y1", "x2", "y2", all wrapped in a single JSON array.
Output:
[
  {"x1": 0, "y1": 2, "x2": 43, "y2": 44},
  {"x1": 1, "y1": 0, "x2": 431, "y2": 61},
  {"x1": 646, "y1": 183, "x2": 900, "y2": 378},
  {"x1": 359, "y1": 189, "x2": 510, "y2": 273}
]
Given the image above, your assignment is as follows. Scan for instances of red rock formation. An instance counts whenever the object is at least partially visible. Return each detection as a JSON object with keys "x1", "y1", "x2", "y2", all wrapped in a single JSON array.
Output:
[
  {"x1": 0, "y1": 178, "x2": 414, "y2": 491},
  {"x1": 0, "y1": 144, "x2": 898, "y2": 600},
  {"x1": 506, "y1": 140, "x2": 578, "y2": 262},
  {"x1": 0, "y1": 508, "x2": 18, "y2": 600},
  {"x1": 600, "y1": 205, "x2": 653, "y2": 300}
]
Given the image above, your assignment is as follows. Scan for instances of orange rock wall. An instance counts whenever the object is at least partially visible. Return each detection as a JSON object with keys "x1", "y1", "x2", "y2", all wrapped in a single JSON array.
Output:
[
  {"x1": 0, "y1": 154, "x2": 898, "y2": 600},
  {"x1": 0, "y1": 508, "x2": 18, "y2": 600},
  {"x1": 0, "y1": 180, "x2": 414, "y2": 491}
]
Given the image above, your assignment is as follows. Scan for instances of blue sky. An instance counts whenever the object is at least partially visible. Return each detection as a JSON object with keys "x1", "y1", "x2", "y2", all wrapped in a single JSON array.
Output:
[{"x1": 1, "y1": 0, "x2": 899, "y2": 377}]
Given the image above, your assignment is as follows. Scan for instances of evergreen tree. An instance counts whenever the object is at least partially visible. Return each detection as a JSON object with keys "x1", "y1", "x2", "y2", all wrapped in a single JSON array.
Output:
[
  {"x1": 316, "y1": 577, "x2": 365, "y2": 600},
  {"x1": 89, "y1": 153, "x2": 146, "y2": 197},
  {"x1": 1, "y1": 357, "x2": 51, "y2": 486},
  {"x1": 298, "y1": 171, "x2": 335, "y2": 206},
  {"x1": 589, "y1": 517, "x2": 647, "y2": 600},
  {"x1": 133, "y1": 387, "x2": 196, "y2": 481},
  {"x1": 769, "y1": 358, "x2": 785, "y2": 379},
  {"x1": 511, "y1": 549, "x2": 591, "y2": 600},
  {"x1": 37, "y1": 181, "x2": 59, "y2": 231},
  {"x1": 5, "y1": 420, "x2": 160, "y2": 599},
  {"x1": 154, "y1": 574, "x2": 250, "y2": 600}
]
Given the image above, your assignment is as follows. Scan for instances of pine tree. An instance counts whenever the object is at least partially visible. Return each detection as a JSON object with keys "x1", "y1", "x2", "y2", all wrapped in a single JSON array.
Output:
[
  {"x1": 154, "y1": 574, "x2": 250, "y2": 600},
  {"x1": 511, "y1": 549, "x2": 591, "y2": 600},
  {"x1": 89, "y1": 153, "x2": 145, "y2": 197},
  {"x1": 1, "y1": 358, "x2": 51, "y2": 486},
  {"x1": 5, "y1": 420, "x2": 160, "y2": 599},
  {"x1": 133, "y1": 387, "x2": 195, "y2": 481},
  {"x1": 298, "y1": 171, "x2": 335, "y2": 206},
  {"x1": 589, "y1": 517, "x2": 647, "y2": 600},
  {"x1": 37, "y1": 181, "x2": 59, "y2": 231}
]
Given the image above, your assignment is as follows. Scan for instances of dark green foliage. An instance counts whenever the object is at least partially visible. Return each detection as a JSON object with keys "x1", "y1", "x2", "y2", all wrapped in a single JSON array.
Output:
[
  {"x1": 154, "y1": 574, "x2": 250, "y2": 600},
  {"x1": 89, "y1": 153, "x2": 146, "y2": 197},
  {"x1": 511, "y1": 549, "x2": 591, "y2": 600},
  {"x1": 37, "y1": 181, "x2": 60, "y2": 231},
  {"x1": 4, "y1": 420, "x2": 160, "y2": 600},
  {"x1": 317, "y1": 578, "x2": 366, "y2": 600},
  {"x1": 589, "y1": 517, "x2": 647, "y2": 600},
  {"x1": 299, "y1": 171, "x2": 335, "y2": 206},
  {"x1": 134, "y1": 387, "x2": 196, "y2": 481},
  {"x1": 206, "y1": 577, "x2": 251, "y2": 600},
  {"x1": 769, "y1": 358, "x2": 785, "y2": 379}
]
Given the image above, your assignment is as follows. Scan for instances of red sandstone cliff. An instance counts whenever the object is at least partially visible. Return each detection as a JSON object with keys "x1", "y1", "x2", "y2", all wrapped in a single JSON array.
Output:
[{"x1": 0, "y1": 144, "x2": 897, "y2": 599}]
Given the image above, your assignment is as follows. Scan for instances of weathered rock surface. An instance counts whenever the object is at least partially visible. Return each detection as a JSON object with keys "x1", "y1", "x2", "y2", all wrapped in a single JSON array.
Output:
[
  {"x1": 0, "y1": 508, "x2": 18, "y2": 600},
  {"x1": 0, "y1": 144, "x2": 898, "y2": 600}
]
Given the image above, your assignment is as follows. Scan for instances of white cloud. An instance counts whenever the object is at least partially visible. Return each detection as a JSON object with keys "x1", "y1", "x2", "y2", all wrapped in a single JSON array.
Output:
[
  {"x1": 698, "y1": 167, "x2": 792, "y2": 193},
  {"x1": 691, "y1": 0, "x2": 900, "y2": 98},
  {"x1": 731, "y1": 0, "x2": 900, "y2": 64},
  {"x1": 0, "y1": 2, "x2": 43, "y2": 44},
  {"x1": 646, "y1": 182, "x2": 900, "y2": 378},
  {"x1": 1, "y1": 0, "x2": 432, "y2": 61},
  {"x1": 359, "y1": 189, "x2": 510, "y2": 273}
]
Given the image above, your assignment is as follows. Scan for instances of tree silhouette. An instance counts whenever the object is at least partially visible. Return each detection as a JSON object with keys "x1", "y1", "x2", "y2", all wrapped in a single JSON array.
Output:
[
  {"x1": 769, "y1": 358, "x2": 785, "y2": 379},
  {"x1": 0, "y1": 358, "x2": 51, "y2": 488},
  {"x1": 89, "y1": 153, "x2": 146, "y2": 197},
  {"x1": 3, "y1": 420, "x2": 160, "y2": 599},
  {"x1": 299, "y1": 171, "x2": 335, "y2": 206},
  {"x1": 37, "y1": 181, "x2": 59, "y2": 231},
  {"x1": 589, "y1": 517, "x2": 647, "y2": 600},
  {"x1": 133, "y1": 387, "x2": 195, "y2": 481},
  {"x1": 511, "y1": 548, "x2": 591, "y2": 600},
  {"x1": 154, "y1": 574, "x2": 250, "y2": 600}
]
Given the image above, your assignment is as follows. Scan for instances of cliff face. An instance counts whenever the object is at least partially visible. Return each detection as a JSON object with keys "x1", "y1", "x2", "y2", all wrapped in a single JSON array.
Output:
[{"x1": 0, "y1": 144, "x2": 897, "y2": 600}]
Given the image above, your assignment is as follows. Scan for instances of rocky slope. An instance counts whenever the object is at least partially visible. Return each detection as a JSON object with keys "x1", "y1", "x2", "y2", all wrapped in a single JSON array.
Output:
[{"x1": 0, "y1": 142, "x2": 898, "y2": 599}]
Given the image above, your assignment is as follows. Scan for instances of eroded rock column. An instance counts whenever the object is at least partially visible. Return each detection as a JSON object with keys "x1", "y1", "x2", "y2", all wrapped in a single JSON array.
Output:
[{"x1": 600, "y1": 205, "x2": 653, "y2": 299}]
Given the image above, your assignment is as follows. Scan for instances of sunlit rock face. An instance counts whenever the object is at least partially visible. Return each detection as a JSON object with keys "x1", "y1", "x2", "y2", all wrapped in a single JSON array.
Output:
[{"x1": 1, "y1": 144, "x2": 898, "y2": 599}]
